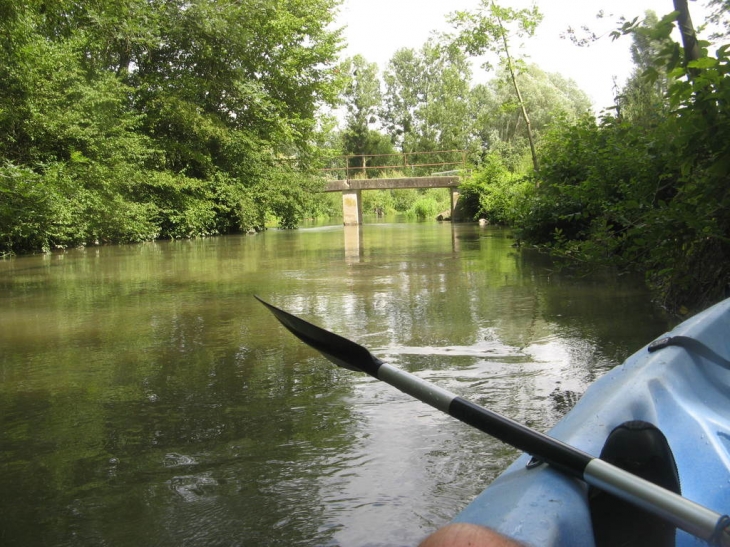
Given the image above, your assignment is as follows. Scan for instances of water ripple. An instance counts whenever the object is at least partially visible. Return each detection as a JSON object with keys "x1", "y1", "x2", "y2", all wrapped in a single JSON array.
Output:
[{"x1": 380, "y1": 342, "x2": 525, "y2": 359}]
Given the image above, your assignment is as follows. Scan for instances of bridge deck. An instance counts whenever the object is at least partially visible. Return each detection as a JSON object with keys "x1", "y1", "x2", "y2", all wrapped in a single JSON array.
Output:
[{"x1": 323, "y1": 176, "x2": 460, "y2": 193}]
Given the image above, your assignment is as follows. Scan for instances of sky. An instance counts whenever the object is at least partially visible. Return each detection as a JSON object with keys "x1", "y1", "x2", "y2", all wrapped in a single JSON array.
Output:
[{"x1": 334, "y1": 0, "x2": 713, "y2": 114}]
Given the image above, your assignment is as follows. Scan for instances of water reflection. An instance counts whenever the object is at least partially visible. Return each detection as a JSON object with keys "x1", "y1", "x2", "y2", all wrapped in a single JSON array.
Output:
[
  {"x1": 344, "y1": 225, "x2": 363, "y2": 263},
  {"x1": 0, "y1": 223, "x2": 670, "y2": 546}
]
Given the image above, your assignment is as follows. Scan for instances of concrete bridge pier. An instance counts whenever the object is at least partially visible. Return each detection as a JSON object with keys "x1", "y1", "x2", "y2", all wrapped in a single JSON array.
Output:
[
  {"x1": 342, "y1": 189, "x2": 363, "y2": 226},
  {"x1": 450, "y1": 187, "x2": 462, "y2": 222}
]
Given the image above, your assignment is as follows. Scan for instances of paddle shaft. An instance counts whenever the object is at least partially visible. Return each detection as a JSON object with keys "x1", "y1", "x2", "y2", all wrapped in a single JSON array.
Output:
[
  {"x1": 376, "y1": 360, "x2": 726, "y2": 545},
  {"x1": 256, "y1": 297, "x2": 730, "y2": 546}
]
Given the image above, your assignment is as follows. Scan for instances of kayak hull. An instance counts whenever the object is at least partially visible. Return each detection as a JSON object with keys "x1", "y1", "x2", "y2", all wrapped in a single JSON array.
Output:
[{"x1": 453, "y1": 298, "x2": 730, "y2": 546}]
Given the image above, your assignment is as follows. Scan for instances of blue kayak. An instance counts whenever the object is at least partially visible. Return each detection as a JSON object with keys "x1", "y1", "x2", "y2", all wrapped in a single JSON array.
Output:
[{"x1": 453, "y1": 297, "x2": 730, "y2": 546}]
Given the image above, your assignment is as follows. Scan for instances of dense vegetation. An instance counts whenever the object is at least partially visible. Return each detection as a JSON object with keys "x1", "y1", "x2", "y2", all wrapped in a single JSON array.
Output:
[
  {"x1": 0, "y1": 0, "x2": 343, "y2": 254},
  {"x1": 458, "y1": 5, "x2": 730, "y2": 313},
  {"x1": 332, "y1": 1, "x2": 729, "y2": 312},
  {"x1": 2, "y1": 0, "x2": 728, "y2": 312}
]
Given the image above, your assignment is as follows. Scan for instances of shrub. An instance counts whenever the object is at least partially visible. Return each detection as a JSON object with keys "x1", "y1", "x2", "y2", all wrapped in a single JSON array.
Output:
[
  {"x1": 459, "y1": 152, "x2": 533, "y2": 226},
  {"x1": 362, "y1": 190, "x2": 396, "y2": 216},
  {"x1": 408, "y1": 197, "x2": 441, "y2": 220}
]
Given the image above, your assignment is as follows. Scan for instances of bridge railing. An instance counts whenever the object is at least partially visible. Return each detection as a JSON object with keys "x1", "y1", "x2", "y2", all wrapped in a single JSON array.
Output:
[{"x1": 321, "y1": 150, "x2": 468, "y2": 181}]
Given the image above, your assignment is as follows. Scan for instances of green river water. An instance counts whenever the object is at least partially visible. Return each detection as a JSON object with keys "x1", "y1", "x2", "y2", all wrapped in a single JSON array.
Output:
[{"x1": 0, "y1": 220, "x2": 671, "y2": 546}]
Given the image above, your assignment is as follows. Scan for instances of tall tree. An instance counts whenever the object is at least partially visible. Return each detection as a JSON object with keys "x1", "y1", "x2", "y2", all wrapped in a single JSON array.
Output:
[
  {"x1": 483, "y1": 64, "x2": 591, "y2": 143},
  {"x1": 447, "y1": 0, "x2": 543, "y2": 171},
  {"x1": 673, "y1": 0, "x2": 701, "y2": 66},
  {"x1": 340, "y1": 54, "x2": 387, "y2": 172},
  {"x1": 381, "y1": 40, "x2": 472, "y2": 154},
  {"x1": 0, "y1": 0, "x2": 345, "y2": 253},
  {"x1": 131, "y1": 0, "x2": 343, "y2": 175},
  {"x1": 415, "y1": 40, "x2": 473, "y2": 153},
  {"x1": 619, "y1": 11, "x2": 674, "y2": 125},
  {"x1": 381, "y1": 48, "x2": 422, "y2": 151}
]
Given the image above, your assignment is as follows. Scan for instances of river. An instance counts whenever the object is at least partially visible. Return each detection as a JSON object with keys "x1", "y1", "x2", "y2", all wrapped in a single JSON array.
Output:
[{"x1": 0, "y1": 220, "x2": 671, "y2": 547}]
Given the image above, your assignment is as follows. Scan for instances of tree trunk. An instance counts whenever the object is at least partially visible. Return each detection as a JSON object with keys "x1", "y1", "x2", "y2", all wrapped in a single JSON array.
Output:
[
  {"x1": 673, "y1": 0, "x2": 701, "y2": 67},
  {"x1": 493, "y1": 1, "x2": 539, "y2": 171},
  {"x1": 506, "y1": 56, "x2": 539, "y2": 171},
  {"x1": 673, "y1": 0, "x2": 716, "y2": 124}
]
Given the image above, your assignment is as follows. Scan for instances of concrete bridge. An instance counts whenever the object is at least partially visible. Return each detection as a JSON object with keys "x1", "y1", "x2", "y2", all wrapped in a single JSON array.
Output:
[{"x1": 321, "y1": 151, "x2": 467, "y2": 225}]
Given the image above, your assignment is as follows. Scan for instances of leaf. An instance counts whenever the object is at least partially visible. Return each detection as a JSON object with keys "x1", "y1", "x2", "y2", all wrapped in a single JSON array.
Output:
[
  {"x1": 642, "y1": 66, "x2": 660, "y2": 85},
  {"x1": 687, "y1": 57, "x2": 718, "y2": 69},
  {"x1": 708, "y1": 153, "x2": 730, "y2": 176}
]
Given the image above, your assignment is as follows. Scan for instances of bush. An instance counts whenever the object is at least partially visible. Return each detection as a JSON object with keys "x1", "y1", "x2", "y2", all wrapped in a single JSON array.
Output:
[
  {"x1": 518, "y1": 46, "x2": 730, "y2": 312},
  {"x1": 398, "y1": 189, "x2": 447, "y2": 220},
  {"x1": 263, "y1": 169, "x2": 326, "y2": 229},
  {"x1": 408, "y1": 197, "x2": 441, "y2": 220},
  {"x1": 459, "y1": 153, "x2": 534, "y2": 226},
  {"x1": 362, "y1": 190, "x2": 396, "y2": 216},
  {"x1": 306, "y1": 192, "x2": 342, "y2": 221},
  {"x1": 0, "y1": 163, "x2": 56, "y2": 254},
  {"x1": 391, "y1": 189, "x2": 420, "y2": 212}
]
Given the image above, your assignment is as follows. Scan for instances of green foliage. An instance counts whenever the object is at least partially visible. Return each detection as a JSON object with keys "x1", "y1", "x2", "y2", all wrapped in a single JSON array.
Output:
[
  {"x1": 0, "y1": 0, "x2": 344, "y2": 253},
  {"x1": 341, "y1": 55, "x2": 382, "y2": 143},
  {"x1": 391, "y1": 189, "x2": 420, "y2": 212},
  {"x1": 405, "y1": 189, "x2": 450, "y2": 220},
  {"x1": 447, "y1": 0, "x2": 544, "y2": 170},
  {"x1": 0, "y1": 163, "x2": 56, "y2": 254},
  {"x1": 0, "y1": 161, "x2": 162, "y2": 254},
  {"x1": 264, "y1": 169, "x2": 326, "y2": 230},
  {"x1": 342, "y1": 129, "x2": 398, "y2": 176},
  {"x1": 459, "y1": 153, "x2": 533, "y2": 225},
  {"x1": 452, "y1": 2, "x2": 729, "y2": 313},
  {"x1": 520, "y1": 115, "x2": 658, "y2": 244},
  {"x1": 408, "y1": 198, "x2": 440, "y2": 220},
  {"x1": 339, "y1": 55, "x2": 401, "y2": 176},
  {"x1": 307, "y1": 192, "x2": 342, "y2": 220},
  {"x1": 518, "y1": 40, "x2": 730, "y2": 312},
  {"x1": 381, "y1": 40, "x2": 473, "y2": 153},
  {"x1": 447, "y1": 1, "x2": 543, "y2": 68},
  {"x1": 478, "y1": 64, "x2": 592, "y2": 145},
  {"x1": 362, "y1": 190, "x2": 396, "y2": 216}
]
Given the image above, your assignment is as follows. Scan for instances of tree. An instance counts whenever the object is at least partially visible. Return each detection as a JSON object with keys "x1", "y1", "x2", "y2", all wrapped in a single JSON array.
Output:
[
  {"x1": 415, "y1": 40, "x2": 473, "y2": 153},
  {"x1": 618, "y1": 11, "x2": 674, "y2": 125},
  {"x1": 130, "y1": 0, "x2": 343, "y2": 175},
  {"x1": 519, "y1": 3, "x2": 730, "y2": 312},
  {"x1": 381, "y1": 40, "x2": 472, "y2": 154},
  {"x1": 673, "y1": 0, "x2": 701, "y2": 66},
  {"x1": 475, "y1": 64, "x2": 591, "y2": 150},
  {"x1": 381, "y1": 48, "x2": 421, "y2": 151},
  {"x1": 340, "y1": 55, "x2": 385, "y2": 172},
  {"x1": 0, "y1": 0, "x2": 345, "y2": 253},
  {"x1": 447, "y1": 0, "x2": 543, "y2": 171},
  {"x1": 342, "y1": 55, "x2": 382, "y2": 130}
]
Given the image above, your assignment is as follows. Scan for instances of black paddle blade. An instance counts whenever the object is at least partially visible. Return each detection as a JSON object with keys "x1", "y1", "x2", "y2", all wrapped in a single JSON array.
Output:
[{"x1": 255, "y1": 296, "x2": 383, "y2": 376}]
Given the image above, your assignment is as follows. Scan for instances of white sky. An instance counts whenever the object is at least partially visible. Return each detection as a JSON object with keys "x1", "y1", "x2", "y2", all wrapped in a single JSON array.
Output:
[{"x1": 335, "y1": 0, "x2": 713, "y2": 114}]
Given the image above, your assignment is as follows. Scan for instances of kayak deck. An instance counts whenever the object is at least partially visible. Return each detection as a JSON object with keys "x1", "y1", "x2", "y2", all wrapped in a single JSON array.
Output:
[{"x1": 453, "y1": 298, "x2": 730, "y2": 546}]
